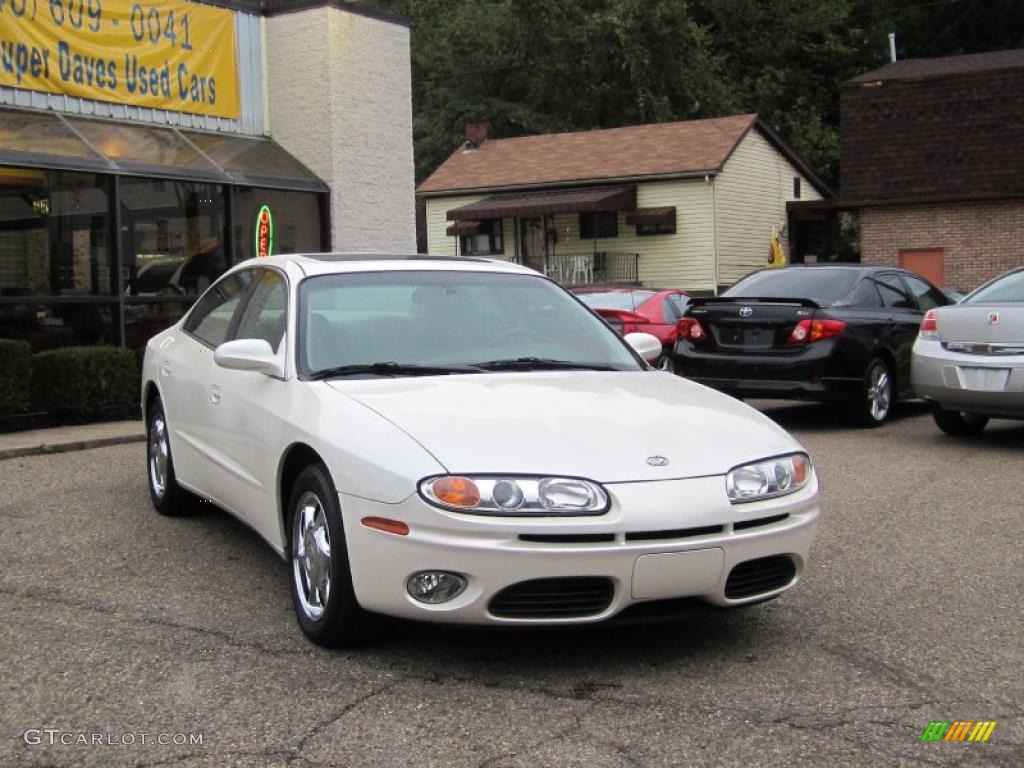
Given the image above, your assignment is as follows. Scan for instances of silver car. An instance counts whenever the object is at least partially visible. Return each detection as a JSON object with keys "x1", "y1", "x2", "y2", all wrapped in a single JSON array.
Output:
[{"x1": 912, "y1": 266, "x2": 1024, "y2": 435}]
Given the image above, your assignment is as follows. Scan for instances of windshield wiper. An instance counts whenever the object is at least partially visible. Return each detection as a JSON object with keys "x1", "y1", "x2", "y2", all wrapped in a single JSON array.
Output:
[
  {"x1": 308, "y1": 362, "x2": 482, "y2": 380},
  {"x1": 474, "y1": 357, "x2": 617, "y2": 371}
]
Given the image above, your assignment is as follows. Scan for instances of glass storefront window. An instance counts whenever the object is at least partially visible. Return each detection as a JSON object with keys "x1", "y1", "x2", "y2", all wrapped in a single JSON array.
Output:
[
  {"x1": 232, "y1": 187, "x2": 322, "y2": 261},
  {"x1": 122, "y1": 179, "x2": 226, "y2": 299}
]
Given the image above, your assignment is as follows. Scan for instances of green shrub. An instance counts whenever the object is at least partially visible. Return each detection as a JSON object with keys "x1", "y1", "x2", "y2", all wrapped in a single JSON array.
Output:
[
  {"x1": 0, "y1": 339, "x2": 32, "y2": 415},
  {"x1": 31, "y1": 346, "x2": 140, "y2": 419}
]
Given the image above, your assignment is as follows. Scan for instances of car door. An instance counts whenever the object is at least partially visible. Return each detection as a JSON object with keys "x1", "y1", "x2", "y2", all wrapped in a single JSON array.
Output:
[
  {"x1": 162, "y1": 269, "x2": 256, "y2": 496},
  {"x1": 875, "y1": 273, "x2": 922, "y2": 395},
  {"x1": 203, "y1": 267, "x2": 290, "y2": 541}
]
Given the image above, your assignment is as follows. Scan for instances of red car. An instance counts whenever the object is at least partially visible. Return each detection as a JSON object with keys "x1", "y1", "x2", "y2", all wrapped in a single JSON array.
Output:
[{"x1": 573, "y1": 287, "x2": 690, "y2": 372}]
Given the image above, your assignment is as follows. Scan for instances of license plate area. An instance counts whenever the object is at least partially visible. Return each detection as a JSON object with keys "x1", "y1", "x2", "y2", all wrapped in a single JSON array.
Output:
[{"x1": 956, "y1": 366, "x2": 1010, "y2": 391}]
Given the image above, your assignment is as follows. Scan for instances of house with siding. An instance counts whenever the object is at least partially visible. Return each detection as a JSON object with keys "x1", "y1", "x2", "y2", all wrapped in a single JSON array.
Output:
[
  {"x1": 418, "y1": 114, "x2": 830, "y2": 294},
  {"x1": 840, "y1": 49, "x2": 1024, "y2": 290}
]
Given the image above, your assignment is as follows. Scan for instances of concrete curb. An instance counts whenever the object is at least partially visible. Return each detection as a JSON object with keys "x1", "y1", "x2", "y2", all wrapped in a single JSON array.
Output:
[{"x1": 0, "y1": 433, "x2": 146, "y2": 461}]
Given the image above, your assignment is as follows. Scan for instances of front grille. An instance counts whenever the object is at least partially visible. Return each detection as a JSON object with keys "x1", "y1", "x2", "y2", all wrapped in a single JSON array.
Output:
[
  {"x1": 625, "y1": 524, "x2": 724, "y2": 541},
  {"x1": 518, "y1": 533, "x2": 616, "y2": 544},
  {"x1": 725, "y1": 555, "x2": 796, "y2": 599},
  {"x1": 488, "y1": 577, "x2": 614, "y2": 619},
  {"x1": 733, "y1": 514, "x2": 789, "y2": 531}
]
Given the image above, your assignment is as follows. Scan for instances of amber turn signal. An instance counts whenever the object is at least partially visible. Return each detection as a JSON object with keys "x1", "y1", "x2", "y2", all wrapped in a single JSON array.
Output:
[
  {"x1": 429, "y1": 476, "x2": 482, "y2": 508},
  {"x1": 361, "y1": 517, "x2": 410, "y2": 536}
]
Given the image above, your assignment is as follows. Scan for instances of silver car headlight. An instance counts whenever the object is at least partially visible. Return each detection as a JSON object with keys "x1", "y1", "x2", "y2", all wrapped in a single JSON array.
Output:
[
  {"x1": 419, "y1": 475, "x2": 609, "y2": 516},
  {"x1": 726, "y1": 453, "x2": 812, "y2": 503}
]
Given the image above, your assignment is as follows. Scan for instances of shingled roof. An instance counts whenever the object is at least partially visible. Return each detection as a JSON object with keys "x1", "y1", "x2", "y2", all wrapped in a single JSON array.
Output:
[
  {"x1": 419, "y1": 114, "x2": 824, "y2": 195},
  {"x1": 849, "y1": 48, "x2": 1024, "y2": 83}
]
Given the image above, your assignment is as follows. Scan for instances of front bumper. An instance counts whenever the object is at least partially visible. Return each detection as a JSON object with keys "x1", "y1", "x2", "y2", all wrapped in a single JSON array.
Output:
[
  {"x1": 342, "y1": 474, "x2": 820, "y2": 625},
  {"x1": 912, "y1": 339, "x2": 1024, "y2": 418}
]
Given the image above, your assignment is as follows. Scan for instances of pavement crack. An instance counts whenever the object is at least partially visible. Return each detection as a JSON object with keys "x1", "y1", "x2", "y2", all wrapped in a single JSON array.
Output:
[{"x1": 291, "y1": 677, "x2": 403, "y2": 759}]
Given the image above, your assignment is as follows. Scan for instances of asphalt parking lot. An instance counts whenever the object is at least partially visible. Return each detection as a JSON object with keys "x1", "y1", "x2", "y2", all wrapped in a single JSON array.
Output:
[{"x1": 1, "y1": 402, "x2": 1021, "y2": 767}]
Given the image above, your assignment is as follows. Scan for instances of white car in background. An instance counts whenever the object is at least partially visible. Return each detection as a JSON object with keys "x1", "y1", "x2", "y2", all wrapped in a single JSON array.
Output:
[
  {"x1": 913, "y1": 266, "x2": 1024, "y2": 435},
  {"x1": 142, "y1": 254, "x2": 820, "y2": 647}
]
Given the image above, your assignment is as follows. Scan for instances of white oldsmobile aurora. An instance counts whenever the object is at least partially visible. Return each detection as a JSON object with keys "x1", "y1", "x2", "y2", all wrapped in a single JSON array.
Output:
[{"x1": 141, "y1": 254, "x2": 820, "y2": 647}]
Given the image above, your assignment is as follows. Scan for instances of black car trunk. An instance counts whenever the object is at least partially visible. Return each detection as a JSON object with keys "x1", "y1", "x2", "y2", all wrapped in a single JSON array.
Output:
[{"x1": 687, "y1": 297, "x2": 821, "y2": 354}]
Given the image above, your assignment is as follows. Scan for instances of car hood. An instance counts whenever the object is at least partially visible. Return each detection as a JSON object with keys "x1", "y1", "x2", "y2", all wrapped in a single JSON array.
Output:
[{"x1": 326, "y1": 372, "x2": 800, "y2": 482}]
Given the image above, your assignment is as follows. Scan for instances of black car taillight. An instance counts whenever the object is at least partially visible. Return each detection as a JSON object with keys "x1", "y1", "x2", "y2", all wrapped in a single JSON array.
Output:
[
  {"x1": 787, "y1": 318, "x2": 846, "y2": 343},
  {"x1": 677, "y1": 317, "x2": 708, "y2": 343}
]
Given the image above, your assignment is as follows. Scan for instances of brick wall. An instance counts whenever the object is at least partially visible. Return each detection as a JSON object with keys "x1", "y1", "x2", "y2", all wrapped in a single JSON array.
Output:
[{"x1": 860, "y1": 199, "x2": 1024, "y2": 290}]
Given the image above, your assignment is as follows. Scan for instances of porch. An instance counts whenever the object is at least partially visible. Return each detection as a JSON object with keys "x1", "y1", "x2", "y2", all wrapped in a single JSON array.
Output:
[{"x1": 544, "y1": 251, "x2": 639, "y2": 286}]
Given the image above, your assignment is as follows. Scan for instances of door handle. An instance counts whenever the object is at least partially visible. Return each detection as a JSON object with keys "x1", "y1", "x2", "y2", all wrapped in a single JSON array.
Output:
[{"x1": 209, "y1": 385, "x2": 222, "y2": 405}]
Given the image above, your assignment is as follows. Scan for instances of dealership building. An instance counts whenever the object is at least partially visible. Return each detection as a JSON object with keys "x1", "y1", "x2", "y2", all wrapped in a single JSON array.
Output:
[{"x1": 0, "y1": 0, "x2": 415, "y2": 349}]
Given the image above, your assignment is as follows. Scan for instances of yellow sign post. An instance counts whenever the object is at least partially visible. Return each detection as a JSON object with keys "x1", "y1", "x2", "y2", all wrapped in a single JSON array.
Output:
[{"x1": 0, "y1": 0, "x2": 239, "y2": 119}]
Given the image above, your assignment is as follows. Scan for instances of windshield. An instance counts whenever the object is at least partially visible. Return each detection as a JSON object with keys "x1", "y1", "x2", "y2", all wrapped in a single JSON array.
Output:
[
  {"x1": 724, "y1": 269, "x2": 861, "y2": 303},
  {"x1": 965, "y1": 269, "x2": 1024, "y2": 303},
  {"x1": 576, "y1": 290, "x2": 655, "y2": 311},
  {"x1": 298, "y1": 271, "x2": 643, "y2": 377}
]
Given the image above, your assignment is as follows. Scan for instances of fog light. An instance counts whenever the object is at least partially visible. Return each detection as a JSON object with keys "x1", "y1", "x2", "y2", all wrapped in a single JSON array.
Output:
[{"x1": 406, "y1": 571, "x2": 467, "y2": 604}]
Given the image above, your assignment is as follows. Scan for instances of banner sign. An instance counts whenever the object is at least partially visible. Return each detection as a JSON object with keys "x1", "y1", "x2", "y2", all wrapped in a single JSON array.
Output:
[{"x1": 0, "y1": 0, "x2": 239, "y2": 119}]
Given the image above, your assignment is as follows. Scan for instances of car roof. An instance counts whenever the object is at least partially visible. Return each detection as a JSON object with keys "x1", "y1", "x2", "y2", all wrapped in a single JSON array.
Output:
[{"x1": 234, "y1": 253, "x2": 540, "y2": 278}]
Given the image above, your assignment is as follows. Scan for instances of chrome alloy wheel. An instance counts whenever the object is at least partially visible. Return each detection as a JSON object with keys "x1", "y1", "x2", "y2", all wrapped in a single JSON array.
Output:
[
  {"x1": 292, "y1": 491, "x2": 332, "y2": 621},
  {"x1": 148, "y1": 415, "x2": 169, "y2": 498},
  {"x1": 867, "y1": 365, "x2": 892, "y2": 422}
]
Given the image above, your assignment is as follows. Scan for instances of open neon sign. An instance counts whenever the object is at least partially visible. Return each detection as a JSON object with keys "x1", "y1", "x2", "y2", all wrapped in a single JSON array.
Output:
[{"x1": 255, "y1": 205, "x2": 274, "y2": 258}]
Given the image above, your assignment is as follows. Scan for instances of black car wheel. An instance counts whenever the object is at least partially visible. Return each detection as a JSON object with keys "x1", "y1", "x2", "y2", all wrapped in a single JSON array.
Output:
[
  {"x1": 851, "y1": 358, "x2": 893, "y2": 427},
  {"x1": 932, "y1": 407, "x2": 989, "y2": 436},
  {"x1": 655, "y1": 352, "x2": 677, "y2": 374},
  {"x1": 147, "y1": 398, "x2": 194, "y2": 516},
  {"x1": 288, "y1": 462, "x2": 371, "y2": 647}
]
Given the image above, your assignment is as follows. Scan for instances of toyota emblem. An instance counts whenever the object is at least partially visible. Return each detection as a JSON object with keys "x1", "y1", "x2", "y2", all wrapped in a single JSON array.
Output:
[
  {"x1": 739, "y1": 306, "x2": 753, "y2": 317},
  {"x1": 988, "y1": 312, "x2": 1000, "y2": 325},
  {"x1": 646, "y1": 455, "x2": 669, "y2": 467}
]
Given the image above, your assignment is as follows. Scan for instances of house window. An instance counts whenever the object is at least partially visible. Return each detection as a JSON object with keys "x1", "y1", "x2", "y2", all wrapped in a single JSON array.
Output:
[
  {"x1": 579, "y1": 211, "x2": 618, "y2": 239},
  {"x1": 793, "y1": 177, "x2": 802, "y2": 199},
  {"x1": 636, "y1": 220, "x2": 676, "y2": 236},
  {"x1": 461, "y1": 219, "x2": 503, "y2": 255}
]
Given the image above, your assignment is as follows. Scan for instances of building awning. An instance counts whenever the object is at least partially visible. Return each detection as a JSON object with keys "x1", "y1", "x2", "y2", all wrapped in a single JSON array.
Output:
[
  {"x1": 446, "y1": 221, "x2": 481, "y2": 236},
  {"x1": 447, "y1": 186, "x2": 637, "y2": 220},
  {"x1": 625, "y1": 206, "x2": 676, "y2": 225},
  {"x1": 0, "y1": 107, "x2": 328, "y2": 193}
]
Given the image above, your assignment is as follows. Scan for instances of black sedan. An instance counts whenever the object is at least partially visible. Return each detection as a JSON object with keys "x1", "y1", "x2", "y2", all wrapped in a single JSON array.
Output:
[{"x1": 672, "y1": 265, "x2": 951, "y2": 425}]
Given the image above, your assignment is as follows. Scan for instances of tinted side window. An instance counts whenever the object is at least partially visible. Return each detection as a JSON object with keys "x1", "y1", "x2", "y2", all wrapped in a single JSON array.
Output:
[
  {"x1": 235, "y1": 270, "x2": 288, "y2": 352},
  {"x1": 875, "y1": 275, "x2": 914, "y2": 309},
  {"x1": 665, "y1": 293, "x2": 690, "y2": 321},
  {"x1": 850, "y1": 279, "x2": 883, "y2": 308},
  {"x1": 903, "y1": 274, "x2": 947, "y2": 311},
  {"x1": 184, "y1": 271, "x2": 253, "y2": 347}
]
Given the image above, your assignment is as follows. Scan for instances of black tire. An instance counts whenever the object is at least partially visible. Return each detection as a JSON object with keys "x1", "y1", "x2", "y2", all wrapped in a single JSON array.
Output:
[
  {"x1": 933, "y1": 407, "x2": 989, "y2": 436},
  {"x1": 146, "y1": 398, "x2": 194, "y2": 516},
  {"x1": 850, "y1": 358, "x2": 894, "y2": 427},
  {"x1": 655, "y1": 351, "x2": 678, "y2": 374},
  {"x1": 288, "y1": 463, "x2": 371, "y2": 647}
]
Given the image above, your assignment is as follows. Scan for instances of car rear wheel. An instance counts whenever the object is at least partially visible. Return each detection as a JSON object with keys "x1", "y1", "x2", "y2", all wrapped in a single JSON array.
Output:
[
  {"x1": 288, "y1": 463, "x2": 370, "y2": 647},
  {"x1": 932, "y1": 407, "x2": 989, "y2": 436},
  {"x1": 147, "y1": 398, "x2": 193, "y2": 516},
  {"x1": 655, "y1": 352, "x2": 677, "y2": 374},
  {"x1": 851, "y1": 358, "x2": 893, "y2": 427}
]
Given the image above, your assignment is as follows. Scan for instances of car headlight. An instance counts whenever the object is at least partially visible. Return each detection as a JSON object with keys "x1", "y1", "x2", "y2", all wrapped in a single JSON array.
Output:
[
  {"x1": 726, "y1": 453, "x2": 812, "y2": 503},
  {"x1": 419, "y1": 475, "x2": 609, "y2": 516}
]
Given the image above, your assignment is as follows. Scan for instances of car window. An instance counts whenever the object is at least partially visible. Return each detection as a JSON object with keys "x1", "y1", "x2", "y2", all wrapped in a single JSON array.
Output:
[
  {"x1": 665, "y1": 293, "x2": 690, "y2": 322},
  {"x1": 184, "y1": 270, "x2": 254, "y2": 347},
  {"x1": 875, "y1": 275, "x2": 914, "y2": 309},
  {"x1": 850, "y1": 279, "x2": 883, "y2": 308},
  {"x1": 235, "y1": 270, "x2": 288, "y2": 352},
  {"x1": 724, "y1": 269, "x2": 861, "y2": 303},
  {"x1": 902, "y1": 274, "x2": 947, "y2": 311},
  {"x1": 575, "y1": 291, "x2": 655, "y2": 311},
  {"x1": 966, "y1": 269, "x2": 1024, "y2": 303}
]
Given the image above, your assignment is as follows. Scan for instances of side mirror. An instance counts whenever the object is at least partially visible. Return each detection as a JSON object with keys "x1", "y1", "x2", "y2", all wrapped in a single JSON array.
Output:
[
  {"x1": 624, "y1": 332, "x2": 662, "y2": 363},
  {"x1": 214, "y1": 339, "x2": 284, "y2": 378}
]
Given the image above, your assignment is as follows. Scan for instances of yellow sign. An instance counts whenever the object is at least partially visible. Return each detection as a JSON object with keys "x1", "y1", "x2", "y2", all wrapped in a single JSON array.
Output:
[
  {"x1": 0, "y1": 0, "x2": 239, "y2": 119},
  {"x1": 768, "y1": 225, "x2": 786, "y2": 267}
]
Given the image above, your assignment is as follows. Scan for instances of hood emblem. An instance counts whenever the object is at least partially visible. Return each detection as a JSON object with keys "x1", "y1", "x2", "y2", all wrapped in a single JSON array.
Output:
[
  {"x1": 988, "y1": 312, "x2": 999, "y2": 325},
  {"x1": 646, "y1": 455, "x2": 669, "y2": 467},
  {"x1": 739, "y1": 306, "x2": 753, "y2": 317}
]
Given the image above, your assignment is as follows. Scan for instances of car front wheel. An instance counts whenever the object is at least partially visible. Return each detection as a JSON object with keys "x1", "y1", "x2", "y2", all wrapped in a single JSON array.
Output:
[
  {"x1": 147, "y1": 398, "x2": 193, "y2": 516},
  {"x1": 932, "y1": 407, "x2": 989, "y2": 436},
  {"x1": 288, "y1": 463, "x2": 370, "y2": 647},
  {"x1": 851, "y1": 358, "x2": 893, "y2": 427}
]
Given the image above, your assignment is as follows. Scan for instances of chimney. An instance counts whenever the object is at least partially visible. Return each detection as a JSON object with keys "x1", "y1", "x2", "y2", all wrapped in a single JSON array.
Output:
[{"x1": 464, "y1": 118, "x2": 489, "y2": 150}]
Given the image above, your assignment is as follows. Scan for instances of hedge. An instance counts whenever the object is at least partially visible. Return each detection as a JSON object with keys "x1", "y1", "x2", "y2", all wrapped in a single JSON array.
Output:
[
  {"x1": 31, "y1": 346, "x2": 139, "y2": 419},
  {"x1": 0, "y1": 339, "x2": 32, "y2": 415}
]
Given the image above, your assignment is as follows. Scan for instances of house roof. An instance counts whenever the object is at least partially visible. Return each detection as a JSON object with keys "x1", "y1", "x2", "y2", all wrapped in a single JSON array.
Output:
[
  {"x1": 446, "y1": 186, "x2": 637, "y2": 220},
  {"x1": 419, "y1": 113, "x2": 829, "y2": 197},
  {"x1": 848, "y1": 48, "x2": 1024, "y2": 84},
  {"x1": 840, "y1": 49, "x2": 1024, "y2": 205}
]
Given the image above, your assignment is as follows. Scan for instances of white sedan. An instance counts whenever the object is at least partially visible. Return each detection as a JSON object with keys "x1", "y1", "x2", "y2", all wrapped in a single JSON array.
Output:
[{"x1": 142, "y1": 254, "x2": 820, "y2": 647}]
